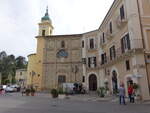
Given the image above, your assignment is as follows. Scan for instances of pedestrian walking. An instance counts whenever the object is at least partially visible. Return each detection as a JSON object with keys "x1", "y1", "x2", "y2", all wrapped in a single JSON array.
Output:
[
  {"x1": 118, "y1": 84, "x2": 126, "y2": 105},
  {"x1": 128, "y1": 84, "x2": 135, "y2": 103}
]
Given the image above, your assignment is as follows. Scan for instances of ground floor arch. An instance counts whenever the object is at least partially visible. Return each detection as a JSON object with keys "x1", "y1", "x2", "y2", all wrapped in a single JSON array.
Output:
[{"x1": 89, "y1": 74, "x2": 97, "y2": 91}]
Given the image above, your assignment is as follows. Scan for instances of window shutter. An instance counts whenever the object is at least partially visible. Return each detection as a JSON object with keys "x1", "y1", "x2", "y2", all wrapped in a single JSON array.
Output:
[
  {"x1": 126, "y1": 34, "x2": 131, "y2": 50},
  {"x1": 103, "y1": 33, "x2": 105, "y2": 43},
  {"x1": 104, "y1": 53, "x2": 107, "y2": 63},
  {"x1": 110, "y1": 22, "x2": 112, "y2": 34},
  {"x1": 120, "y1": 5, "x2": 125, "y2": 20},
  {"x1": 88, "y1": 57, "x2": 91, "y2": 68},
  {"x1": 110, "y1": 48, "x2": 112, "y2": 60},
  {"x1": 121, "y1": 38, "x2": 125, "y2": 53},
  {"x1": 90, "y1": 39, "x2": 94, "y2": 49},
  {"x1": 113, "y1": 46, "x2": 116, "y2": 58},
  {"x1": 94, "y1": 57, "x2": 97, "y2": 67},
  {"x1": 101, "y1": 54, "x2": 104, "y2": 65},
  {"x1": 82, "y1": 41, "x2": 84, "y2": 48}
]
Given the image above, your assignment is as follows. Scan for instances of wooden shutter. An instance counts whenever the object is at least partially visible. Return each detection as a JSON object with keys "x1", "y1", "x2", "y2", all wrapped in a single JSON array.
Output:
[
  {"x1": 121, "y1": 38, "x2": 125, "y2": 53},
  {"x1": 104, "y1": 53, "x2": 107, "y2": 63},
  {"x1": 126, "y1": 33, "x2": 131, "y2": 50},
  {"x1": 110, "y1": 48, "x2": 112, "y2": 60},
  {"x1": 88, "y1": 57, "x2": 91, "y2": 68},
  {"x1": 94, "y1": 57, "x2": 97, "y2": 67},
  {"x1": 110, "y1": 22, "x2": 113, "y2": 34},
  {"x1": 120, "y1": 5, "x2": 125, "y2": 20},
  {"x1": 101, "y1": 54, "x2": 104, "y2": 65}
]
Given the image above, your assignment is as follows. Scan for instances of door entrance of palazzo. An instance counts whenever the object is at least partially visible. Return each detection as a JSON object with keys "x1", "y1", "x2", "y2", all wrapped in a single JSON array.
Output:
[{"x1": 89, "y1": 74, "x2": 97, "y2": 91}]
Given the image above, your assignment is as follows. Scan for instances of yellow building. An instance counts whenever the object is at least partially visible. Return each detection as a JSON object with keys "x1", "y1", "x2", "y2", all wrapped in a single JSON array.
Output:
[
  {"x1": 15, "y1": 69, "x2": 27, "y2": 87},
  {"x1": 27, "y1": 7, "x2": 82, "y2": 91},
  {"x1": 28, "y1": 0, "x2": 150, "y2": 100}
]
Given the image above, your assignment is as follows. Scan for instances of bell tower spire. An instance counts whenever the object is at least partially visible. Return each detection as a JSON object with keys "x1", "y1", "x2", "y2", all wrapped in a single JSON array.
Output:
[
  {"x1": 46, "y1": 6, "x2": 48, "y2": 16},
  {"x1": 38, "y1": 6, "x2": 54, "y2": 36}
]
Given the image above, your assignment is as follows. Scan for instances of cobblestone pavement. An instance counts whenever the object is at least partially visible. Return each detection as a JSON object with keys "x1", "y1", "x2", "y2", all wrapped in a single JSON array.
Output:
[{"x1": 0, "y1": 93, "x2": 150, "y2": 113}]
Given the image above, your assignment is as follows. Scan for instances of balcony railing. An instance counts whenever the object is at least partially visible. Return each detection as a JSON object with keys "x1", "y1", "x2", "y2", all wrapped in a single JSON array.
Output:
[{"x1": 100, "y1": 39, "x2": 144, "y2": 66}]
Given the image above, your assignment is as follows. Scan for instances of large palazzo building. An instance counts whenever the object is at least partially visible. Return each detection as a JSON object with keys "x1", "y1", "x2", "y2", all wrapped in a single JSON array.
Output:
[{"x1": 27, "y1": 0, "x2": 150, "y2": 100}]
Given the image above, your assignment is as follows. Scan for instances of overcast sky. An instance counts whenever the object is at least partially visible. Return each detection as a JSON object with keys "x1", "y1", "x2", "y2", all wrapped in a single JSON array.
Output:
[{"x1": 0, "y1": 0, "x2": 114, "y2": 59}]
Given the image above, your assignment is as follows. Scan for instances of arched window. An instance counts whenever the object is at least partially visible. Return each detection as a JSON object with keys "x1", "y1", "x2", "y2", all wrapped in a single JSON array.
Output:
[{"x1": 61, "y1": 41, "x2": 65, "y2": 48}]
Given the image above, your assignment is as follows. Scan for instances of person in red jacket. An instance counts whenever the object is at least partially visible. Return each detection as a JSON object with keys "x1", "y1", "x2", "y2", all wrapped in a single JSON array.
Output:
[{"x1": 128, "y1": 84, "x2": 135, "y2": 103}]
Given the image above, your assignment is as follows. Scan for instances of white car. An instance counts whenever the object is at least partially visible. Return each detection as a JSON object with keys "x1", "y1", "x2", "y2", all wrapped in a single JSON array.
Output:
[{"x1": 5, "y1": 86, "x2": 16, "y2": 92}]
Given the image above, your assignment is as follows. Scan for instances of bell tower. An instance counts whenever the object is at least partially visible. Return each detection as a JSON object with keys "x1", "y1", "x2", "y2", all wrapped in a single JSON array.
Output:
[{"x1": 38, "y1": 7, "x2": 53, "y2": 36}]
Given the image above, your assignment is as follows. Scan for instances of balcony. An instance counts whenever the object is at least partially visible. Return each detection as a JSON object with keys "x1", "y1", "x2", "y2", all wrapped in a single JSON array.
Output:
[
  {"x1": 116, "y1": 15, "x2": 128, "y2": 28},
  {"x1": 100, "y1": 38, "x2": 107, "y2": 48},
  {"x1": 106, "y1": 29, "x2": 114, "y2": 40},
  {"x1": 100, "y1": 39, "x2": 144, "y2": 67}
]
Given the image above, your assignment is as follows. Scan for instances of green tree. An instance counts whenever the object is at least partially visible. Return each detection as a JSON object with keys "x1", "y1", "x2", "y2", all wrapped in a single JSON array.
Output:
[
  {"x1": 15, "y1": 56, "x2": 27, "y2": 69},
  {"x1": 0, "y1": 51, "x2": 27, "y2": 84}
]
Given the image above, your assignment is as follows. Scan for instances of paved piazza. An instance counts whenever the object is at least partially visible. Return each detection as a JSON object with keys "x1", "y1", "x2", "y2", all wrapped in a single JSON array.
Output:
[{"x1": 0, "y1": 93, "x2": 150, "y2": 113}]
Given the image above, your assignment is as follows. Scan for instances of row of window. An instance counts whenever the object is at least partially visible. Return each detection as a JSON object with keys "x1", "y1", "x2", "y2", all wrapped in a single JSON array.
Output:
[
  {"x1": 84, "y1": 56, "x2": 130, "y2": 71},
  {"x1": 83, "y1": 32, "x2": 131, "y2": 71},
  {"x1": 101, "y1": 33, "x2": 131, "y2": 64},
  {"x1": 82, "y1": 38, "x2": 95, "y2": 49},
  {"x1": 82, "y1": 4, "x2": 126, "y2": 49},
  {"x1": 82, "y1": 33, "x2": 131, "y2": 67}
]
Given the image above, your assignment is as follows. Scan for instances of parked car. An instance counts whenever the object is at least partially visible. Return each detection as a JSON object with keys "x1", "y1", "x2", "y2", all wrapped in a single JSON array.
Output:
[
  {"x1": 5, "y1": 86, "x2": 15, "y2": 92},
  {"x1": 11, "y1": 84, "x2": 20, "y2": 92}
]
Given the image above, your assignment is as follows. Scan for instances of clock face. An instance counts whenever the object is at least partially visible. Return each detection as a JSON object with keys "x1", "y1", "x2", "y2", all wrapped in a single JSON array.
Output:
[{"x1": 57, "y1": 49, "x2": 68, "y2": 58}]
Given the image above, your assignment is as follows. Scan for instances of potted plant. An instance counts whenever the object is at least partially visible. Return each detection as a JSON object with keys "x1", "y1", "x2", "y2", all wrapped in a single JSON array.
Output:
[
  {"x1": 51, "y1": 89, "x2": 58, "y2": 98},
  {"x1": 97, "y1": 87, "x2": 105, "y2": 97},
  {"x1": 133, "y1": 83, "x2": 141, "y2": 100},
  {"x1": 58, "y1": 88, "x2": 66, "y2": 99},
  {"x1": 25, "y1": 88, "x2": 30, "y2": 96},
  {"x1": 104, "y1": 81, "x2": 109, "y2": 95},
  {"x1": 30, "y1": 87, "x2": 35, "y2": 96}
]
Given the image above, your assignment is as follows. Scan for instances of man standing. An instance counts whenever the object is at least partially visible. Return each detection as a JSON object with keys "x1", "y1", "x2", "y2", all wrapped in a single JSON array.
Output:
[{"x1": 118, "y1": 84, "x2": 126, "y2": 105}]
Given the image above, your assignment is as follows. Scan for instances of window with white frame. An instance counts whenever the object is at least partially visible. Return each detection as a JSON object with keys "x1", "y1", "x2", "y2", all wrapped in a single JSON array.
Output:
[
  {"x1": 120, "y1": 5, "x2": 125, "y2": 20},
  {"x1": 110, "y1": 45, "x2": 116, "y2": 60},
  {"x1": 89, "y1": 38, "x2": 95, "y2": 49},
  {"x1": 88, "y1": 56, "x2": 97, "y2": 68},
  {"x1": 101, "y1": 53, "x2": 107, "y2": 65},
  {"x1": 121, "y1": 33, "x2": 131, "y2": 53}
]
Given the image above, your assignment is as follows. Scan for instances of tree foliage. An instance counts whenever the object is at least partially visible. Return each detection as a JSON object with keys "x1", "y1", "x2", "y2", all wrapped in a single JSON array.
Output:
[{"x1": 0, "y1": 51, "x2": 27, "y2": 84}]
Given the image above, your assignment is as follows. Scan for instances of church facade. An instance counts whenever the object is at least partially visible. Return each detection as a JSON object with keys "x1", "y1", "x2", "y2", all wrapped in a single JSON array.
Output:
[{"x1": 27, "y1": 0, "x2": 150, "y2": 100}]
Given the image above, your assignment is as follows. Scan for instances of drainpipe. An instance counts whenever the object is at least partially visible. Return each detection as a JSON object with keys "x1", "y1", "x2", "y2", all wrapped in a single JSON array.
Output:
[{"x1": 136, "y1": 0, "x2": 150, "y2": 94}]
